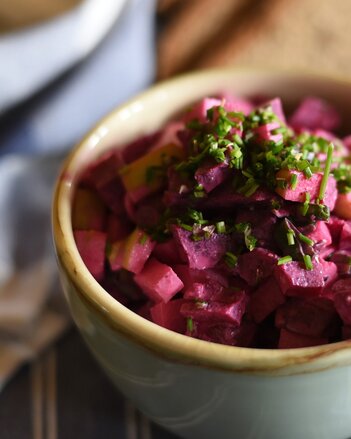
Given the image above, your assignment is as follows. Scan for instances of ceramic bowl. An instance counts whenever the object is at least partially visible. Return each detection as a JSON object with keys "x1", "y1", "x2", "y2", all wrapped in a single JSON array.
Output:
[{"x1": 52, "y1": 69, "x2": 351, "y2": 439}]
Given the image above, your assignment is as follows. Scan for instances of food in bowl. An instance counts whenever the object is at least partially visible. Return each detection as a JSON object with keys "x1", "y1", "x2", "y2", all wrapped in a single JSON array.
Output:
[{"x1": 72, "y1": 93, "x2": 351, "y2": 349}]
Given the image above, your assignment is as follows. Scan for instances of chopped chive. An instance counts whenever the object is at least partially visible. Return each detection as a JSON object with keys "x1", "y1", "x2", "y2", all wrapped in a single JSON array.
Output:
[
  {"x1": 318, "y1": 143, "x2": 334, "y2": 201},
  {"x1": 224, "y1": 252, "x2": 238, "y2": 268},
  {"x1": 180, "y1": 224, "x2": 193, "y2": 232},
  {"x1": 233, "y1": 133, "x2": 244, "y2": 146},
  {"x1": 277, "y1": 256, "x2": 293, "y2": 265},
  {"x1": 304, "y1": 166, "x2": 313, "y2": 179},
  {"x1": 139, "y1": 233, "x2": 149, "y2": 245},
  {"x1": 287, "y1": 230, "x2": 295, "y2": 246},
  {"x1": 186, "y1": 317, "x2": 194, "y2": 333},
  {"x1": 290, "y1": 173, "x2": 298, "y2": 190},
  {"x1": 298, "y1": 233, "x2": 315, "y2": 246},
  {"x1": 244, "y1": 182, "x2": 260, "y2": 197},
  {"x1": 303, "y1": 254, "x2": 313, "y2": 270},
  {"x1": 216, "y1": 221, "x2": 226, "y2": 234},
  {"x1": 301, "y1": 192, "x2": 311, "y2": 216}
]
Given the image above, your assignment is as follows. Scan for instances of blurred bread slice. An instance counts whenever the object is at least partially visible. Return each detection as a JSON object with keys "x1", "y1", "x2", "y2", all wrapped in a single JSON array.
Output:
[
  {"x1": 157, "y1": 0, "x2": 247, "y2": 79},
  {"x1": 0, "y1": 0, "x2": 82, "y2": 33},
  {"x1": 194, "y1": 0, "x2": 351, "y2": 77}
]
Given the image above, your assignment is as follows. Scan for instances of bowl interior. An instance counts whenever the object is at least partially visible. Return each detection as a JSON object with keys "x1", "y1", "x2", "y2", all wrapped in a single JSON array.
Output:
[{"x1": 53, "y1": 68, "x2": 351, "y2": 375}]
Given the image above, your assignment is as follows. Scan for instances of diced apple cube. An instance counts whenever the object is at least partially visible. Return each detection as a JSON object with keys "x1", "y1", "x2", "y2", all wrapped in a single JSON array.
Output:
[
  {"x1": 121, "y1": 228, "x2": 155, "y2": 274},
  {"x1": 119, "y1": 143, "x2": 185, "y2": 203}
]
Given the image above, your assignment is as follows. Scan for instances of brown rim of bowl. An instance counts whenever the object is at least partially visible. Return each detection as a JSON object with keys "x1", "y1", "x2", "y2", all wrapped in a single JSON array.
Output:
[{"x1": 52, "y1": 67, "x2": 351, "y2": 376}]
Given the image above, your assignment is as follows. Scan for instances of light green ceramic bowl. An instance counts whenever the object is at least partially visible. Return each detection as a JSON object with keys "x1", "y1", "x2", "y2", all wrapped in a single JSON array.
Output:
[{"x1": 53, "y1": 69, "x2": 351, "y2": 439}]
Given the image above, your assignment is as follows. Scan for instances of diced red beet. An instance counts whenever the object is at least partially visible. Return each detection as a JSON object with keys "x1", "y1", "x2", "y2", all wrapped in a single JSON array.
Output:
[
  {"x1": 171, "y1": 225, "x2": 230, "y2": 270},
  {"x1": 250, "y1": 277, "x2": 285, "y2": 323},
  {"x1": 81, "y1": 151, "x2": 126, "y2": 215},
  {"x1": 342, "y1": 325, "x2": 351, "y2": 340},
  {"x1": 134, "y1": 193, "x2": 165, "y2": 228},
  {"x1": 253, "y1": 121, "x2": 283, "y2": 143},
  {"x1": 333, "y1": 278, "x2": 351, "y2": 325},
  {"x1": 275, "y1": 170, "x2": 337, "y2": 210},
  {"x1": 152, "y1": 240, "x2": 182, "y2": 265},
  {"x1": 288, "y1": 97, "x2": 340, "y2": 131},
  {"x1": 74, "y1": 230, "x2": 106, "y2": 281},
  {"x1": 150, "y1": 121, "x2": 184, "y2": 151},
  {"x1": 189, "y1": 319, "x2": 256, "y2": 347},
  {"x1": 72, "y1": 188, "x2": 107, "y2": 231},
  {"x1": 278, "y1": 328, "x2": 328, "y2": 349},
  {"x1": 235, "y1": 209, "x2": 277, "y2": 246},
  {"x1": 220, "y1": 94, "x2": 253, "y2": 115},
  {"x1": 119, "y1": 228, "x2": 155, "y2": 274},
  {"x1": 238, "y1": 248, "x2": 278, "y2": 286},
  {"x1": 150, "y1": 299, "x2": 186, "y2": 333},
  {"x1": 274, "y1": 259, "x2": 337, "y2": 297},
  {"x1": 81, "y1": 150, "x2": 124, "y2": 187},
  {"x1": 182, "y1": 98, "x2": 222, "y2": 124},
  {"x1": 96, "y1": 178, "x2": 126, "y2": 215},
  {"x1": 172, "y1": 264, "x2": 228, "y2": 301},
  {"x1": 136, "y1": 301, "x2": 153, "y2": 321},
  {"x1": 106, "y1": 213, "x2": 132, "y2": 242},
  {"x1": 194, "y1": 161, "x2": 230, "y2": 193},
  {"x1": 328, "y1": 250, "x2": 351, "y2": 276},
  {"x1": 307, "y1": 221, "x2": 332, "y2": 248},
  {"x1": 263, "y1": 97, "x2": 286, "y2": 123},
  {"x1": 339, "y1": 221, "x2": 351, "y2": 251},
  {"x1": 327, "y1": 216, "x2": 345, "y2": 245},
  {"x1": 134, "y1": 258, "x2": 184, "y2": 303},
  {"x1": 275, "y1": 298, "x2": 337, "y2": 337},
  {"x1": 180, "y1": 290, "x2": 247, "y2": 326},
  {"x1": 124, "y1": 194, "x2": 137, "y2": 223}
]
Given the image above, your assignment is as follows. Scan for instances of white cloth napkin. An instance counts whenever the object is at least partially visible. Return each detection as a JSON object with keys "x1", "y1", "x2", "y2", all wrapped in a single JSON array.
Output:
[{"x1": 0, "y1": 0, "x2": 156, "y2": 390}]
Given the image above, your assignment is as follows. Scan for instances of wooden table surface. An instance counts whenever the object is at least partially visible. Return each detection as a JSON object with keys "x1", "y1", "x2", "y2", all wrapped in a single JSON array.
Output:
[{"x1": 0, "y1": 329, "x2": 178, "y2": 439}]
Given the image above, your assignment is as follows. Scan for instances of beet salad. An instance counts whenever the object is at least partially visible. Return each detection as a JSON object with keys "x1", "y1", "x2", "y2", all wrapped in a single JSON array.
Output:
[{"x1": 72, "y1": 94, "x2": 351, "y2": 349}]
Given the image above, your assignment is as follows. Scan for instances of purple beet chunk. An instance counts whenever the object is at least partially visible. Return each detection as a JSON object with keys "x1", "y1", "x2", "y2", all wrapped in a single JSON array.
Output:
[
  {"x1": 275, "y1": 297, "x2": 337, "y2": 338},
  {"x1": 194, "y1": 161, "x2": 231, "y2": 193},
  {"x1": 249, "y1": 276, "x2": 285, "y2": 323},
  {"x1": 238, "y1": 248, "x2": 278, "y2": 286},
  {"x1": 329, "y1": 250, "x2": 351, "y2": 276},
  {"x1": 288, "y1": 97, "x2": 340, "y2": 131},
  {"x1": 235, "y1": 209, "x2": 277, "y2": 247},
  {"x1": 327, "y1": 216, "x2": 345, "y2": 245},
  {"x1": 274, "y1": 259, "x2": 338, "y2": 296},
  {"x1": 180, "y1": 290, "x2": 247, "y2": 325},
  {"x1": 74, "y1": 230, "x2": 107, "y2": 281},
  {"x1": 189, "y1": 319, "x2": 256, "y2": 347},
  {"x1": 171, "y1": 225, "x2": 230, "y2": 269},
  {"x1": 263, "y1": 97, "x2": 286, "y2": 123},
  {"x1": 332, "y1": 278, "x2": 351, "y2": 325},
  {"x1": 339, "y1": 221, "x2": 351, "y2": 251}
]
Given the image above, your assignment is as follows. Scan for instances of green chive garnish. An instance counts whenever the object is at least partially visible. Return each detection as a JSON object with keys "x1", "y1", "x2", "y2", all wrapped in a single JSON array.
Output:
[
  {"x1": 216, "y1": 221, "x2": 226, "y2": 234},
  {"x1": 290, "y1": 173, "x2": 298, "y2": 190},
  {"x1": 318, "y1": 143, "x2": 334, "y2": 202},
  {"x1": 186, "y1": 317, "x2": 194, "y2": 333},
  {"x1": 278, "y1": 256, "x2": 293, "y2": 265},
  {"x1": 298, "y1": 233, "x2": 314, "y2": 246},
  {"x1": 304, "y1": 167, "x2": 313, "y2": 179},
  {"x1": 287, "y1": 230, "x2": 295, "y2": 246},
  {"x1": 303, "y1": 254, "x2": 313, "y2": 270},
  {"x1": 224, "y1": 252, "x2": 238, "y2": 268},
  {"x1": 301, "y1": 192, "x2": 311, "y2": 216}
]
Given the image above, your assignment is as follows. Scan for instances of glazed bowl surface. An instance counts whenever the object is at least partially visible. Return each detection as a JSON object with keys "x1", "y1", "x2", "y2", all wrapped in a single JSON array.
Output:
[{"x1": 52, "y1": 68, "x2": 351, "y2": 439}]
